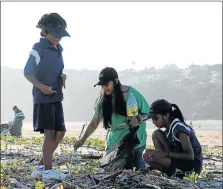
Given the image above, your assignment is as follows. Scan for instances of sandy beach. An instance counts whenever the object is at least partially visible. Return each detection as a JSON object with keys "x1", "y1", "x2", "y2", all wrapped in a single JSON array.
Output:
[{"x1": 21, "y1": 120, "x2": 222, "y2": 147}]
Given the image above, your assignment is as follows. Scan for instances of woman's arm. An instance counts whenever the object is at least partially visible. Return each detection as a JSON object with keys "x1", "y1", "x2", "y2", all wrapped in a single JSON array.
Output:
[
  {"x1": 74, "y1": 115, "x2": 101, "y2": 149},
  {"x1": 81, "y1": 116, "x2": 100, "y2": 142},
  {"x1": 74, "y1": 94, "x2": 103, "y2": 149}
]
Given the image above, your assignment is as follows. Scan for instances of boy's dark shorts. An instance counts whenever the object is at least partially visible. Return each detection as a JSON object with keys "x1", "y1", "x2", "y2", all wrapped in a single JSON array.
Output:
[
  {"x1": 33, "y1": 102, "x2": 66, "y2": 133},
  {"x1": 164, "y1": 158, "x2": 202, "y2": 178}
]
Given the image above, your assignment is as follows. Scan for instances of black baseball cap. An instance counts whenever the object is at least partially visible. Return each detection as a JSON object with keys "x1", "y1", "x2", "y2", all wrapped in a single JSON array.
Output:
[
  {"x1": 148, "y1": 99, "x2": 172, "y2": 119},
  {"x1": 94, "y1": 67, "x2": 118, "y2": 87}
]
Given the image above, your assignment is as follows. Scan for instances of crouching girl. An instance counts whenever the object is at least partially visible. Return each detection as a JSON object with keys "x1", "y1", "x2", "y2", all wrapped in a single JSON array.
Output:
[{"x1": 143, "y1": 99, "x2": 203, "y2": 178}]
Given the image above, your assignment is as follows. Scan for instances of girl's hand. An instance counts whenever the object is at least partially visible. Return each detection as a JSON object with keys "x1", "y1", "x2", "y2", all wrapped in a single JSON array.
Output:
[{"x1": 150, "y1": 150, "x2": 168, "y2": 159}]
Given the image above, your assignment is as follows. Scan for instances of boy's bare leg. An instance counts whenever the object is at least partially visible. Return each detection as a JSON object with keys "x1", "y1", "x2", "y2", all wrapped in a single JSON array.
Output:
[{"x1": 38, "y1": 130, "x2": 65, "y2": 169}]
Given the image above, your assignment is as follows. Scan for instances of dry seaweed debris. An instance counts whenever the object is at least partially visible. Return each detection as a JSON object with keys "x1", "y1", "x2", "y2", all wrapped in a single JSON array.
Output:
[{"x1": 1, "y1": 136, "x2": 222, "y2": 189}]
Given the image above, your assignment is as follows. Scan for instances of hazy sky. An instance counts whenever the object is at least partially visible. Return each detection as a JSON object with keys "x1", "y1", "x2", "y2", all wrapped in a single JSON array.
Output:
[{"x1": 1, "y1": 2, "x2": 222, "y2": 71}]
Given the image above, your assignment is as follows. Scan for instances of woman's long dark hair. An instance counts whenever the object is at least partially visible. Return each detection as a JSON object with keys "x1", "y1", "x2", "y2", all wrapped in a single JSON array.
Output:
[
  {"x1": 102, "y1": 80, "x2": 127, "y2": 129},
  {"x1": 169, "y1": 104, "x2": 185, "y2": 123}
]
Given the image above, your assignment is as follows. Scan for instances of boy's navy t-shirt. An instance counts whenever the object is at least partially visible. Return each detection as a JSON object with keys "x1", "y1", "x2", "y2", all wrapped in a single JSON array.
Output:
[{"x1": 24, "y1": 38, "x2": 64, "y2": 104}]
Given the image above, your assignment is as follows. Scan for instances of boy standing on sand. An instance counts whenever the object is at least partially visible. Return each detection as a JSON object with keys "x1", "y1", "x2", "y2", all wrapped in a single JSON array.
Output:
[{"x1": 24, "y1": 13, "x2": 70, "y2": 182}]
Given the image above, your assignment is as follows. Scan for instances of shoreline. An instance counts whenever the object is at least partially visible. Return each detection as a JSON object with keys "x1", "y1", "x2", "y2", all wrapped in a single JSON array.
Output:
[{"x1": 19, "y1": 120, "x2": 222, "y2": 147}]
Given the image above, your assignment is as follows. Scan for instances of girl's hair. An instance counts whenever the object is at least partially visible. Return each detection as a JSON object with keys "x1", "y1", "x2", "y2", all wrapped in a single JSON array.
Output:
[
  {"x1": 150, "y1": 99, "x2": 185, "y2": 123},
  {"x1": 169, "y1": 104, "x2": 185, "y2": 123},
  {"x1": 36, "y1": 13, "x2": 67, "y2": 37},
  {"x1": 102, "y1": 80, "x2": 127, "y2": 129}
]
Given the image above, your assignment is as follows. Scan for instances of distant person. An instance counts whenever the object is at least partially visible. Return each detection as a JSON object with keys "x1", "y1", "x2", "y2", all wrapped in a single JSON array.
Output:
[
  {"x1": 74, "y1": 67, "x2": 150, "y2": 170},
  {"x1": 142, "y1": 99, "x2": 203, "y2": 178},
  {"x1": 9, "y1": 106, "x2": 25, "y2": 137},
  {"x1": 0, "y1": 122, "x2": 13, "y2": 136},
  {"x1": 24, "y1": 13, "x2": 70, "y2": 182},
  {"x1": 190, "y1": 120, "x2": 193, "y2": 128}
]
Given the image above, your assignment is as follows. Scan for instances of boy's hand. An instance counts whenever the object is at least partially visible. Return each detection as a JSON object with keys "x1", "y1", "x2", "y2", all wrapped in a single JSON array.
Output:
[
  {"x1": 39, "y1": 84, "x2": 57, "y2": 95},
  {"x1": 61, "y1": 73, "x2": 67, "y2": 89}
]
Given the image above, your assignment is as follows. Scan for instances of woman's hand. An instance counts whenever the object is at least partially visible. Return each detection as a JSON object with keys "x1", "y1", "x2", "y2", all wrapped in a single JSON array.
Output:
[
  {"x1": 129, "y1": 115, "x2": 142, "y2": 127},
  {"x1": 129, "y1": 117, "x2": 139, "y2": 127},
  {"x1": 73, "y1": 138, "x2": 85, "y2": 150}
]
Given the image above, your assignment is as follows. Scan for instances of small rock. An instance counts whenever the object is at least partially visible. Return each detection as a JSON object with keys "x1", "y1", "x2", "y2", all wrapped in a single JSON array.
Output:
[
  {"x1": 50, "y1": 183, "x2": 63, "y2": 189},
  {"x1": 10, "y1": 180, "x2": 29, "y2": 188}
]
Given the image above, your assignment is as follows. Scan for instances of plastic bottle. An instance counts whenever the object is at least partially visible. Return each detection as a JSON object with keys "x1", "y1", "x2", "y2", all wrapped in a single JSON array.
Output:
[{"x1": 126, "y1": 93, "x2": 138, "y2": 117}]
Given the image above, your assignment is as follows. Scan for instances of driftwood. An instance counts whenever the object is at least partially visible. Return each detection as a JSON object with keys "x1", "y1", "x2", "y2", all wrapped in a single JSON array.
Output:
[
  {"x1": 101, "y1": 170, "x2": 123, "y2": 181},
  {"x1": 145, "y1": 174, "x2": 200, "y2": 189},
  {"x1": 1, "y1": 141, "x2": 222, "y2": 189},
  {"x1": 79, "y1": 154, "x2": 103, "y2": 159},
  {"x1": 67, "y1": 170, "x2": 202, "y2": 189},
  {"x1": 203, "y1": 157, "x2": 222, "y2": 162}
]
